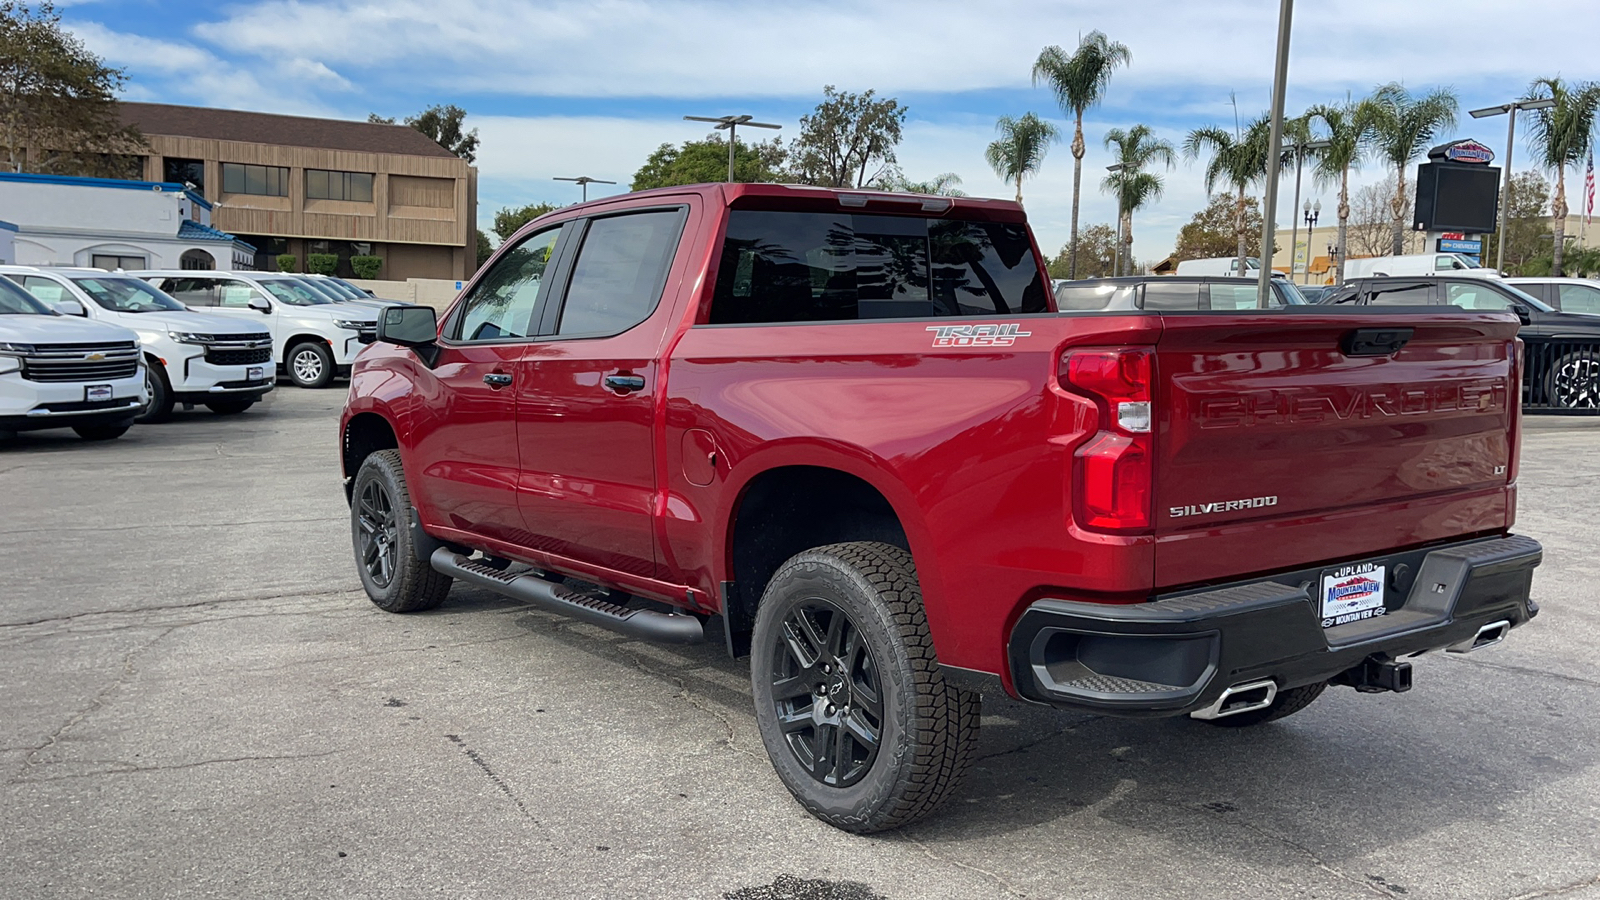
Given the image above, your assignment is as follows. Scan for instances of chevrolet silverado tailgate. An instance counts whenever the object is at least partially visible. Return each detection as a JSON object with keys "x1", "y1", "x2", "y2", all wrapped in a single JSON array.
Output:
[{"x1": 1152, "y1": 307, "x2": 1521, "y2": 588}]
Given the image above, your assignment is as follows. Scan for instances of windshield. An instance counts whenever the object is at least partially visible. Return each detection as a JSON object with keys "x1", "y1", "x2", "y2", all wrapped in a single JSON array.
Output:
[
  {"x1": 1504, "y1": 284, "x2": 1556, "y2": 312},
  {"x1": 72, "y1": 276, "x2": 187, "y2": 313},
  {"x1": 258, "y1": 279, "x2": 333, "y2": 305},
  {"x1": 315, "y1": 277, "x2": 365, "y2": 300},
  {"x1": 1274, "y1": 281, "x2": 1309, "y2": 305},
  {"x1": 293, "y1": 277, "x2": 348, "y2": 302},
  {"x1": 0, "y1": 276, "x2": 52, "y2": 315}
]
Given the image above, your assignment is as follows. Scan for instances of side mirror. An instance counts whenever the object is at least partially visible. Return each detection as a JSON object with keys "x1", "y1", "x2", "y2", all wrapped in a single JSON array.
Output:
[
  {"x1": 377, "y1": 305, "x2": 438, "y2": 347},
  {"x1": 54, "y1": 299, "x2": 86, "y2": 317},
  {"x1": 1513, "y1": 305, "x2": 1532, "y2": 325},
  {"x1": 248, "y1": 296, "x2": 271, "y2": 313}
]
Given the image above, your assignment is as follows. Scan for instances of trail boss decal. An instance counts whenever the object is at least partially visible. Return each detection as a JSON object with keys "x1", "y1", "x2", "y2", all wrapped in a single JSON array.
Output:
[
  {"x1": 1168, "y1": 495, "x2": 1279, "y2": 519},
  {"x1": 927, "y1": 324, "x2": 1032, "y2": 347},
  {"x1": 1320, "y1": 562, "x2": 1387, "y2": 627}
]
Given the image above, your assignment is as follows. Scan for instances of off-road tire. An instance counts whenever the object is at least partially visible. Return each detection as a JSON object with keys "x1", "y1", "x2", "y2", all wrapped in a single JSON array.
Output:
[
  {"x1": 287, "y1": 341, "x2": 335, "y2": 389},
  {"x1": 1544, "y1": 350, "x2": 1600, "y2": 409},
  {"x1": 750, "y1": 541, "x2": 980, "y2": 833},
  {"x1": 205, "y1": 399, "x2": 255, "y2": 415},
  {"x1": 137, "y1": 362, "x2": 173, "y2": 423},
  {"x1": 72, "y1": 423, "x2": 129, "y2": 441},
  {"x1": 351, "y1": 449, "x2": 451, "y2": 613},
  {"x1": 1199, "y1": 681, "x2": 1327, "y2": 728}
]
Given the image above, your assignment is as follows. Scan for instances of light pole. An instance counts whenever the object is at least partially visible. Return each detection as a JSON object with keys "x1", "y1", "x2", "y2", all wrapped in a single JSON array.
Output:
[
  {"x1": 1469, "y1": 97, "x2": 1556, "y2": 271},
  {"x1": 1302, "y1": 199, "x2": 1320, "y2": 283},
  {"x1": 554, "y1": 176, "x2": 616, "y2": 202},
  {"x1": 1257, "y1": 0, "x2": 1295, "y2": 308},
  {"x1": 683, "y1": 114, "x2": 783, "y2": 182},
  {"x1": 1282, "y1": 136, "x2": 1331, "y2": 286},
  {"x1": 1107, "y1": 163, "x2": 1128, "y2": 276}
]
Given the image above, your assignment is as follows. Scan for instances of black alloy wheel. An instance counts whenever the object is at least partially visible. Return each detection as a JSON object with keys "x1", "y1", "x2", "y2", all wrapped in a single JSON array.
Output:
[
  {"x1": 356, "y1": 477, "x2": 398, "y2": 589},
  {"x1": 767, "y1": 599, "x2": 885, "y2": 789},
  {"x1": 1548, "y1": 350, "x2": 1600, "y2": 409}
]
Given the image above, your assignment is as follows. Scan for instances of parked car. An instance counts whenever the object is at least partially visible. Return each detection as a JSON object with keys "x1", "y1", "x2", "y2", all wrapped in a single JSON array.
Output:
[
  {"x1": 1321, "y1": 275, "x2": 1600, "y2": 408},
  {"x1": 341, "y1": 183, "x2": 1540, "y2": 832},
  {"x1": 303, "y1": 274, "x2": 407, "y2": 307},
  {"x1": 127, "y1": 270, "x2": 378, "y2": 388},
  {"x1": 0, "y1": 274, "x2": 146, "y2": 441},
  {"x1": 1504, "y1": 277, "x2": 1600, "y2": 315},
  {"x1": 1297, "y1": 284, "x2": 1335, "y2": 303},
  {"x1": 0, "y1": 266, "x2": 274, "y2": 420},
  {"x1": 1174, "y1": 256, "x2": 1263, "y2": 276},
  {"x1": 289, "y1": 275, "x2": 406, "y2": 310},
  {"x1": 1342, "y1": 253, "x2": 1499, "y2": 279},
  {"x1": 1055, "y1": 275, "x2": 1307, "y2": 311}
]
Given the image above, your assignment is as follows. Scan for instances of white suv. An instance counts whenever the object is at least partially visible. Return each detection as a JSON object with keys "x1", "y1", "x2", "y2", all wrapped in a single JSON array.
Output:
[
  {"x1": 0, "y1": 275, "x2": 147, "y2": 441},
  {"x1": 1, "y1": 266, "x2": 275, "y2": 420},
  {"x1": 130, "y1": 271, "x2": 379, "y2": 388}
]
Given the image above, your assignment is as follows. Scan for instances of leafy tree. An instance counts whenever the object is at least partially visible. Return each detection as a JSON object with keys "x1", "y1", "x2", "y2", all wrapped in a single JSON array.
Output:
[
  {"x1": 877, "y1": 169, "x2": 966, "y2": 196},
  {"x1": 1363, "y1": 83, "x2": 1458, "y2": 255},
  {"x1": 789, "y1": 86, "x2": 907, "y2": 188},
  {"x1": 1307, "y1": 99, "x2": 1376, "y2": 282},
  {"x1": 474, "y1": 228, "x2": 494, "y2": 269},
  {"x1": 1184, "y1": 114, "x2": 1275, "y2": 273},
  {"x1": 491, "y1": 202, "x2": 558, "y2": 243},
  {"x1": 1173, "y1": 194, "x2": 1267, "y2": 262},
  {"x1": 366, "y1": 113, "x2": 396, "y2": 125},
  {"x1": 1046, "y1": 223, "x2": 1117, "y2": 278},
  {"x1": 631, "y1": 134, "x2": 787, "y2": 189},
  {"x1": 985, "y1": 113, "x2": 1059, "y2": 205},
  {"x1": 1102, "y1": 124, "x2": 1175, "y2": 276},
  {"x1": 1032, "y1": 31, "x2": 1131, "y2": 278},
  {"x1": 0, "y1": 1, "x2": 144, "y2": 175},
  {"x1": 411, "y1": 104, "x2": 479, "y2": 162},
  {"x1": 1522, "y1": 77, "x2": 1600, "y2": 276},
  {"x1": 1482, "y1": 170, "x2": 1553, "y2": 274}
]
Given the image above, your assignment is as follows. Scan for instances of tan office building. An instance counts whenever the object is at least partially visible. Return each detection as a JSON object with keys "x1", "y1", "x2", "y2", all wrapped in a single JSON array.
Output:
[{"x1": 121, "y1": 103, "x2": 477, "y2": 281}]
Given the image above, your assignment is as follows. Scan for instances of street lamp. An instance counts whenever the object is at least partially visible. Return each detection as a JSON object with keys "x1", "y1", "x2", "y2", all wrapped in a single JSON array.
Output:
[
  {"x1": 554, "y1": 176, "x2": 616, "y2": 202},
  {"x1": 683, "y1": 114, "x2": 783, "y2": 183},
  {"x1": 1107, "y1": 163, "x2": 1128, "y2": 276},
  {"x1": 1302, "y1": 199, "x2": 1321, "y2": 283},
  {"x1": 1470, "y1": 97, "x2": 1556, "y2": 271},
  {"x1": 1282, "y1": 136, "x2": 1331, "y2": 286}
]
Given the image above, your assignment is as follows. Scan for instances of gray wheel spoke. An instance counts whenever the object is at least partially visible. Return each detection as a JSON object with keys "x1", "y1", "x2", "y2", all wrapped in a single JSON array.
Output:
[
  {"x1": 776, "y1": 706, "x2": 813, "y2": 734},
  {"x1": 781, "y1": 620, "x2": 819, "y2": 670},
  {"x1": 841, "y1": 708, "x2": 880, "y2": 747},
  {"x1": 811, "y1": 723, "x2": 834, "y2": 780},
  {"x1": 831, "y1": 717, "x2": 853, "y2": 782},
  {"x1": 771, "y1": 674, "x2": 813, "y2": 702}
]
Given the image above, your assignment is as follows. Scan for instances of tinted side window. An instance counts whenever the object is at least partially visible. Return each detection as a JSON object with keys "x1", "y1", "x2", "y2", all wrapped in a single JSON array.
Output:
[
  {"x1": 1445, "y1": 282, "x2": 1510, "y2": 310},
  {"x1": 453, "y1": 225, "x2": 564, "y2": 342},
  {"x1": 1367, "y1": 284, "x2": 1435, "y2": 305},
  {"x1": 929, "y1": 220, "x2": 1046, "y2": 315},
  {"x1": 163, "y1": 277, "x2": 216, "y2": 306},
  {"x1": 558, "y1": 210, "x2": 685, "y2": 336},
  {"x1": 1056, "y1": 283, "x2": 1136, "y2": 311},
  {"x1": 1558, "y1": 283, "x2": 1600, "y2": 314},
  {"x1": 1209, "y1": 283, "x2": 1272, "y2": 310},
  {"x1": 1142, "y1": 283, "x2": 1202, "y2": 310}
]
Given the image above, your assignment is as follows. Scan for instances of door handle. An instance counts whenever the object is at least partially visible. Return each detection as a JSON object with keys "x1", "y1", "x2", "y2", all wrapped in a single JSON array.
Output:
[
  {"x1": 483, "y1": 372, "x2": 513, "y2": 387},
  {"x1": 603, "y1": 373, "x2": 646, "y2": 394}
]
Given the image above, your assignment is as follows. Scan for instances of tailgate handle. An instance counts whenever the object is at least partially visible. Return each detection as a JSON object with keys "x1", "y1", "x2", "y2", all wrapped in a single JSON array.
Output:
[{"x1": 1341, "y1": 327, "x2": 1414, "y2": 357}]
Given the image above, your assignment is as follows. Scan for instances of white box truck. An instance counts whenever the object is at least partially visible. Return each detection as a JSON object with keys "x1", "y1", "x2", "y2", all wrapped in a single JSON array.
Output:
[{"x1": 1342, "y1": 253, "x2": 1500, "y2": 280}]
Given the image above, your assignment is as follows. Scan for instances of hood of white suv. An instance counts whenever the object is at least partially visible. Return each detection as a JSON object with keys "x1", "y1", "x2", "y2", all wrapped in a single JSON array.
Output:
[
  {"x1": 116, "y1": 309, "x2": 273, "y2": 336},
  {"x1": 0, "y1": 313, "x2": 140, "y2": 346}
]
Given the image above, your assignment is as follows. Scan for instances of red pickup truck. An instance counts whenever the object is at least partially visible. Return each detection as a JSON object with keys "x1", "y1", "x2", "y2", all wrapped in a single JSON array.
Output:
[{"x1": 340, "y1": 183, "x2": 1542, "y2": 832}]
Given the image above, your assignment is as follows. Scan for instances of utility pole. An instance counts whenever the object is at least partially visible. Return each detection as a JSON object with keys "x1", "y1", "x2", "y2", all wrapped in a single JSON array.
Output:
[
  {"x1": 1469, "y1": 98, "x2": 1556, "y2": 271},
  {"x1": 683, "y1": 114, "x2": 783, "y2": 182},
  {"x1": 1257, "y1": 0, "x2": 1295, "y2": 308},
  {"x1": 553, "y1": 176, "x2": 616, "y2": 202}
]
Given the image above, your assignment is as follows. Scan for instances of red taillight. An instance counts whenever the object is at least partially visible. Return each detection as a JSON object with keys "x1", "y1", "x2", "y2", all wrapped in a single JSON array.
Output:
[{"x1": 1062, "y1": 348, "x2": 1155, "y2": 533}]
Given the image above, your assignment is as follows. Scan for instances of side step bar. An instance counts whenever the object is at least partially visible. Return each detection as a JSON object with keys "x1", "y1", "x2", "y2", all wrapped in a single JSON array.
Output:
[{"x1": 430, "y1": 548, "x2": 706, "y2": 645}]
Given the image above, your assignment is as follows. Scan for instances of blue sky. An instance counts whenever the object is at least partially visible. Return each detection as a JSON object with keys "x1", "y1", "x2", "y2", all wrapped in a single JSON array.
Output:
[{"x1": 58, "y1": 0, "x2": 1600, "y2": 261}]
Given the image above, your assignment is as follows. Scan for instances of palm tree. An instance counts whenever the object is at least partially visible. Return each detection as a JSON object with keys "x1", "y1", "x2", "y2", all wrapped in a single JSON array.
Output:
[
  {"x1": 1307, "y1": 98, "x2": 1373, "y2": 283},
  {"x1": 1033, "y1": 32, "x2": 1132, "y2": 277},
  {"x1": 985, "y1": 113, "x2": 1061, "y2": 205},
  {"x1": 1523, "y1": 77, "x2": 1600, "y2": 277},
  {"x1": 1102, "y1": 125, "x2": 1175, "y2": 275},
  {"x1": 1184, "y1": 114, "x2": 1275, "y2": 276},
  {"x1": 1364, "y1": 83, "x2": 1458, "y2": 256}
]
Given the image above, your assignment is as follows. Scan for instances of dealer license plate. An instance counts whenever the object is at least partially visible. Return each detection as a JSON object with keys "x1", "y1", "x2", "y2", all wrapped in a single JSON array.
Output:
[
  {"x1": 247, "y1": 366, "x2": 264, "y2": 380},
  {"x1": 1319, "y1": 562, "x2": 1387, "y2": 628},
  {"x1": 85, "y1": 384, "x2": 113, "y2": 403}
]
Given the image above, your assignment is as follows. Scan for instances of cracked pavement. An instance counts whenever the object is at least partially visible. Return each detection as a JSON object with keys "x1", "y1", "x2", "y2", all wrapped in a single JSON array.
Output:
[{"x1": 2, "y1": 390, "x2": 1599, "y2": 899}]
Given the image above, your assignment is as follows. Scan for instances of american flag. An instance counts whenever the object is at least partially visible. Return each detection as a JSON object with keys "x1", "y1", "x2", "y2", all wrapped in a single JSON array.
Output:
[{"x1": 1586, "y1": 152, "x2": 1595, "y2": 227}]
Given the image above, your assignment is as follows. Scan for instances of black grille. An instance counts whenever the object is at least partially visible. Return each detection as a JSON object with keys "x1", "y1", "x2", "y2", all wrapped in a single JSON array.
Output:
[
  {"x1": 205, "y1": 347, "x2": 272, "y2": 365},
  {"x1": 21, "y1": 359, "x2": 140, "y2": 383},
  {"x1": 34, "y1": 398, "x2": 136, "y2": 413},
  {"x1": 357, "y1": 332, "x2": 376, "y2": 344}
]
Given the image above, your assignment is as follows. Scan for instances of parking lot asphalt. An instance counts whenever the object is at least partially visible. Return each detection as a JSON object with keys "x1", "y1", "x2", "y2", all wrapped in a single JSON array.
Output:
[{"x1": 2, "y1": 389, "x2": 1598, "y2": 900}]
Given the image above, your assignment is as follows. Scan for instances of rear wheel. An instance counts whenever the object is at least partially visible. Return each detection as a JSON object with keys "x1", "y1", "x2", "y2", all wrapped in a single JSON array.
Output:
[
  {"x1": 73, "y1": 423, "x2": 129, "y2": 441},
  {"x1": 137, "y1": 363, "x2": 173, "y2": 423},
  {"x1": 750, "y1": 542, "x2": 979, "y2": 833},
  {"x1": 1545, "y1": 350, "x2": 1600, "y2": 409},
  {"x1": 287, "y1": 341, "x2": 335, "y2": 389},
  {"x1": 351, "y1": 449, "x2": 451, "y2": 612},
  {"x1": 1197, "y1": 681, "x2": 1327, "y2": 728},
  {"x1": 205, "y1": 399, "x2": 255, "y2": 415}
]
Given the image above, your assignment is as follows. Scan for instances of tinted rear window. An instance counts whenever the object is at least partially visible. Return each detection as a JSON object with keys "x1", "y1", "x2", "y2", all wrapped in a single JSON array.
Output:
[
  {"x1": 1142, "y1": 282, "x2": 1202, "y2": 310},
  {"x1": 1056, "y1": 283, "x2": 1136, "y2": 310},
  {"x1": 709, "y1": 210, "x2": 1046, "y2": 324}
]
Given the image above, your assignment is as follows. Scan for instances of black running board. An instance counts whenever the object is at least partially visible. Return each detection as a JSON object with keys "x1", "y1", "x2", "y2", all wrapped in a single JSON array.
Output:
[{"x1": 430, "y1": 548, "x2": 705, "y2": 644}]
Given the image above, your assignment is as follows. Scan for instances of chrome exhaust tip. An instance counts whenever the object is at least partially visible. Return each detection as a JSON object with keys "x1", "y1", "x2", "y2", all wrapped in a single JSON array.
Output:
[
  {"x1": 1189, "y1": 679, "x2": 1278, "y2": 720},
  {"x1": 1448, "y1": 619, "x2": 1510, "y2": 654}
]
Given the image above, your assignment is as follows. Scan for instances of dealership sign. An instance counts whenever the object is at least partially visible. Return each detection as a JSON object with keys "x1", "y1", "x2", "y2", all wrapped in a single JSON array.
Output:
[{"x1": 1442, "y1": 140, "x2": 1495, "y2": 164}]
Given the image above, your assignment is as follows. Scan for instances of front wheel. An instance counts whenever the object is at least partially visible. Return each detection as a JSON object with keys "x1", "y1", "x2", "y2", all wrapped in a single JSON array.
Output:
[
  {"x1": 286, "y1": 341, "x2": 335, "y2": 389},
  {"x1": 137, "y1": 363, "x2": 173, "y2": 423},
  {"x1": 351, "y1": 449, "x2": 452, "y2": 612},
  {"x1": 750, "y1": 542, "x2": 980, "y2": 833},
  {"x1": 1545, "y1": 350, "x2": 1600, "y2": 409},
  {"x1": 73, "y1": 423, "x2": 129, "y2": 441}
]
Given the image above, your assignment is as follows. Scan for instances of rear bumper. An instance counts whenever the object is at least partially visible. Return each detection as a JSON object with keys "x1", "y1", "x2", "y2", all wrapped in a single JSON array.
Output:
[{"x1": 1007, "y1": 535, "x2": 1542, "y2": 717}]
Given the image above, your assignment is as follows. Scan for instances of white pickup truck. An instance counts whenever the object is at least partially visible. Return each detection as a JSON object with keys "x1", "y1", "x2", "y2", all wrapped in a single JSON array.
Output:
[
  {"x1": 0, "y1": 275, "x2": 146, "y2": 441},
  {"x1": 1, "y1": 266, "x2": 275, "y2": 420},
  {"x1": 129, "y1": 270, "x2": 379, "y2": 388}
]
